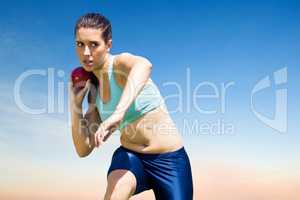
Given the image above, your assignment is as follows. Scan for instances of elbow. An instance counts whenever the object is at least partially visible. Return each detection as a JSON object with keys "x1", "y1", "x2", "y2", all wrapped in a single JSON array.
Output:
[
  {"x1": 137, "y1": 56, "x2": 152, "y2": 70},
  {"x1": 75, "y1": 145, "x2": 91, "y2": 158},
  {"x1": 72, "y1": 130, "x2": 93, "y2": 158},
  {"x1": 77, "y1": 149, "x2": 89, "y2": 158},
  {"x1": 77, "y1": 149, "x2": 87, "y2": 158},
  {"x1": 78, "y1": 153, "x2": 88, "y2": 158},
  {"x1": 144, "y1": 59, "x2": 152, "y2": 70},
  {"x1": 148, "y1": 63, "x2": 153, "y2": 71}
]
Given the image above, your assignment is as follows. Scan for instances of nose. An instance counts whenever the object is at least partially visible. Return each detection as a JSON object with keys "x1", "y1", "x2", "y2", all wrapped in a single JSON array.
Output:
[{"x1": 83, "y1": 46, "x2": 91, "y2": 56}]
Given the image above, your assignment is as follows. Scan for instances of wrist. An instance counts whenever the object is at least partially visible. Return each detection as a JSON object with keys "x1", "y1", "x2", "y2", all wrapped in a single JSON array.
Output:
[
  {"x1": 113, "y1": 109, "x2": 126, "y2": 119},
  {"x1": 71, "y1": 103, "x2": 83, "y2": 115}
]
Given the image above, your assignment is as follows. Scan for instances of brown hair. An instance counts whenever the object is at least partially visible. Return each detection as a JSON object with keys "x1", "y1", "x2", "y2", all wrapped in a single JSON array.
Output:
[{"x1": 74, "y1": 13, "x2": 112, "y2": 43}]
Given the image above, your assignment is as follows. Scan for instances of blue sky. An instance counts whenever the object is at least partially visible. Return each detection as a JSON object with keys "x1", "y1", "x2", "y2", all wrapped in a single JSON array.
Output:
[{"x1": 0, "y1": 1, "x2": 299, "y2": 199}]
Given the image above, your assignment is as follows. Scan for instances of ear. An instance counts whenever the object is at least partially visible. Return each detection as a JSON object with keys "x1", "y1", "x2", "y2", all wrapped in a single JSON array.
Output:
[{"x1": 107, "y1": 39, "x2": 112, "y2": 51}]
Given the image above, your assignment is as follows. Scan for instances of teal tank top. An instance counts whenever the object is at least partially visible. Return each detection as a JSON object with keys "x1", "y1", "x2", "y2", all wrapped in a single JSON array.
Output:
[{"x1": 95, "y1": 55, "x2": 165, "y2": 130}]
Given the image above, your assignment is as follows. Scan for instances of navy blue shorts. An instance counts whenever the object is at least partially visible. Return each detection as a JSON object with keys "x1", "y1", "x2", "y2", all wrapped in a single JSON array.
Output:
[{"x1": 107, "y1": 146, "x2": 193, "y2": 200}]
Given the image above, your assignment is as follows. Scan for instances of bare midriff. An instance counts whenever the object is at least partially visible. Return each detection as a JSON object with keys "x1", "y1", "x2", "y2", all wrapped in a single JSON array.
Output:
[
  {"x1": 119, "y1": 104, "x2": 183, "y2": 154},
  {"x1": 96, "y1": 61, "x2": 183, "y2": 154}
]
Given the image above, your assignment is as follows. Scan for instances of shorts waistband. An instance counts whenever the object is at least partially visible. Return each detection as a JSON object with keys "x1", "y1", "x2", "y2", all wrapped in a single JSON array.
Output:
[{"x1": 119, "y1": 145, "x2": 186, "y2": 159}]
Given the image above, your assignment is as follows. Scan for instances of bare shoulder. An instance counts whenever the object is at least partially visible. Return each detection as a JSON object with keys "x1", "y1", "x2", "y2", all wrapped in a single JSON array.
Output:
[
  {"x1": 113, "y1": 53, "x2": 132, "y2": 76},
  {"x1": 112, "y1": 52, "x2": 152, "y2": 87},
  {"x1": 113, "y1": 52, "x2": 152, "y2": 72}
]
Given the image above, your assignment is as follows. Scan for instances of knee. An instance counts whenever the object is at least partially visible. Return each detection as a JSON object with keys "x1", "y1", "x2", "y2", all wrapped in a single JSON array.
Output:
[
  {"x1": 104, "y1": 170, "x2": 136, "y2": 200},
  {"x1": 105, "y1": 182, "x2": 134, "y2": 200}
]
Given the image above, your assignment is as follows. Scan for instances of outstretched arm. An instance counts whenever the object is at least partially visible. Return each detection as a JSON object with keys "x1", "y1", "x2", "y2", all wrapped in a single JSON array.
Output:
[
  {"x1": 115, "y1": 52, "x2": 153, "y2": 116},
  {"x1": 94, "y1": 52, "x2": 152, "y2": 145}
]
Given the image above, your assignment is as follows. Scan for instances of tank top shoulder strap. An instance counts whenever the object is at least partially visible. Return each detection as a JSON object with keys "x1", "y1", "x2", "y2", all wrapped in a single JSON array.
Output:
[
  {"x1": 107, "y1": 54, "x2": 122, "y2": 91},
  {"x1": 107, "y1": 54, "x2": 115, "y2": 71}
]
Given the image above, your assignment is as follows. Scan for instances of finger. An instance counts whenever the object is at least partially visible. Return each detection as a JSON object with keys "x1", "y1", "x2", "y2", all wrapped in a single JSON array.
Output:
[
  {"x1": 83, "y1": 79, "x2": 92, "y2": 95},
  {"x1": 89, "y1": 82, "x2": 97, "y2": 94},
  {"x1": 69, "y1": 83, "x2": 77, "y2": 105},
  {"x1": 98, "y1": 133, "x2": 103, "y2": 147},
  {"x1": 77, "y1": 79, "x2": 91, "y2": 98},
  {"x1": 87, "y1": 90, "x2": 95, "y2": 104},
  {"x1": 88, "y1": 84, "x2": 97, "y2": 104},
  {"x1": 94, "y1": 133, "x2": 99, "y2": 147},
  {"x1": 85, "y1": 79, "x2": 92, "y2": 90},
  {"x1": 103, "y1": 129, "x2": 112, "y2": 142},
  {"x1": 68, "y1": 81, "x2": 75, "y2": 95},
  {"x1": 96, "y1": 130, "x2": 104, "y2": 147}
]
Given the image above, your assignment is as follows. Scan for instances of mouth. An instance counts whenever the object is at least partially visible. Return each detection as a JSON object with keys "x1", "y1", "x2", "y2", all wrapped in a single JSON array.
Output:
[{"x1": 83, "y1": 60, "x2": 93, "y2": 67}]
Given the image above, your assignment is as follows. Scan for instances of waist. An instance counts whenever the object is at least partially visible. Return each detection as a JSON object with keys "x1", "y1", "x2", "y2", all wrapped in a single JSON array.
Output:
[
  {"x1": 120, "y1": 138, "x2": 183, "y2": 154},
  {"x1": 120, "y1": 105, "x2": 183, "y2": 154},
  {"x1": 119, "y1": 145, "x2": 186, "y2": 158}
]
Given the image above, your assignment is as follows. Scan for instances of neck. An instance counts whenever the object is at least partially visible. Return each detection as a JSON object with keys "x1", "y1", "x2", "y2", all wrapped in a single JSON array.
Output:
[{"x1": 93, "y1": 54, "x2": 111, "y2": 80}]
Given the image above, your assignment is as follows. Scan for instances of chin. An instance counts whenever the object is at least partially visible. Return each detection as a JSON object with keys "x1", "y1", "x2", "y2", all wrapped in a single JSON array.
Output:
[{"x1": 82, "y1": 65, "x2": 93, "y2": 72}]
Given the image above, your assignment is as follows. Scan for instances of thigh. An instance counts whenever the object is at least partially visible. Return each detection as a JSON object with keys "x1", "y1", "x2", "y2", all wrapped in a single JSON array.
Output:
[
  {"x1": 145, "y1": 148, "x2": 194, "y2": 200},
  {"x1": 107, "y1": 146, "x2": 151, "y2": 195},
  {"x1": 105, "y1": 169, "x2": 136, "y2": 200},
  {"x1": 152, "y1": 173, "x2": 193, "y2": 200}
]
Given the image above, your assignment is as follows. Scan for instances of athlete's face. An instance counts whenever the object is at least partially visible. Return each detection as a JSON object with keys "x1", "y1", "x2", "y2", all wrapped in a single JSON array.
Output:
[{"x1": 75, "y1": 28, "x2": 112, "y2": 72}]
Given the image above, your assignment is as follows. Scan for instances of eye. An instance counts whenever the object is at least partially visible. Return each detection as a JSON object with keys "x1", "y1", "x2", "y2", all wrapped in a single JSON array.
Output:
[
  {"x1": 76, "y1": 42, "x2": 84, "y2": 47},
  {"x1": 91, "y1": 42, "x2": 99, "y2": 48}
]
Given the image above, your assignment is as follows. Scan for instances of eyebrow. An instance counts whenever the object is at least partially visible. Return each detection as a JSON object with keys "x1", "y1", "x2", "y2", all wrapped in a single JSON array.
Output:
[{"x1": 76, "y1": 40, "x2": 99, "y2": 43}]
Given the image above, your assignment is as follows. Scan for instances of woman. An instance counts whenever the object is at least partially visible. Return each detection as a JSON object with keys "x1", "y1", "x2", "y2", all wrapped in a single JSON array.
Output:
[{"x1": 70, "y1": 13, "x2": 193, "y2": 200}]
